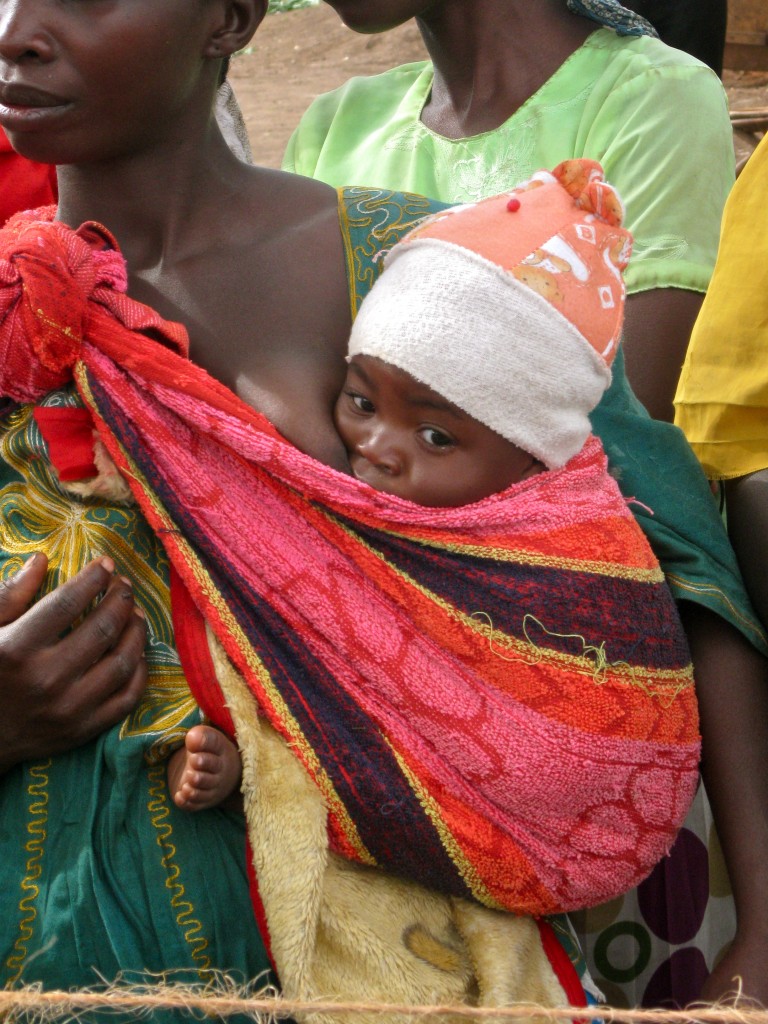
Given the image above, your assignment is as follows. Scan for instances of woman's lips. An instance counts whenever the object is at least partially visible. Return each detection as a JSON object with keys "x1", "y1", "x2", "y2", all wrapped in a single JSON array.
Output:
[{"x1": 0, "y1": 82, "x2": 72, "y2": 130}]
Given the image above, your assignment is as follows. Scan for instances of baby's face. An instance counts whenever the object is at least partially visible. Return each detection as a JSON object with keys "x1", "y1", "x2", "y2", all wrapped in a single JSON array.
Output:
[{"x1": 334, "y1": 356, "x2": 542, "y2": 507}]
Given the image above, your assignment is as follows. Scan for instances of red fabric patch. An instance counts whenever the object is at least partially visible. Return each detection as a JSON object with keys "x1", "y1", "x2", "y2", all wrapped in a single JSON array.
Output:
[
  {"x1": 33, "y1": 406, "x2": 97, "y2": 480},
  {"x1": 170, "y1": 566, "x2": 236, "y2": 736},
  {"x1": 536, "y1": 918, "x2": 587, "y2": 1013},
  {"x1": 0, "y1": 129, "x2": 57, "y2": 227},
  {"x1": 172, "y1": 569, "x2": 275, "y2": 969}
]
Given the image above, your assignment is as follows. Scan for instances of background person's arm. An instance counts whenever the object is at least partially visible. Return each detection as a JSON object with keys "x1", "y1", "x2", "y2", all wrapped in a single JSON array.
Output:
[
  {"x1": 681, "y1": 602, "x2": 768, "y2": 1006},
  {"x1": 725, "y1": 470, "x2": 768, "y2": 633},
  {"x1": 623, "y1": 288, "x2": 704, "y2": 422},
  {"x1": 596, "y1": 63, "x2": 733, "y2": 422}
]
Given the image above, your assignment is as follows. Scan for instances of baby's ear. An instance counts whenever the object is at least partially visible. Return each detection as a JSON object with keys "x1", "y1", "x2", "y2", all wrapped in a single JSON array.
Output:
[{"x1": 205, "y1": 0, "x2": 268, "y2": 60}]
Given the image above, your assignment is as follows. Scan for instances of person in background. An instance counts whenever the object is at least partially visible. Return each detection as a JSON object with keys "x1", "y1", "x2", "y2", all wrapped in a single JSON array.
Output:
[
  {"x1": 675, "y1": 134, "x2": 768, "y2": 633},
  {"x1": 284, "y1": 0, "x2": 768, "y2": 1008},
  {"x1": 0, "y1": 125, "x2": 56, "y2": 224},
  {"x1": 284, "y1": 0, "x2": 734, "y2": 424},
  {"x1": 622, "y1": 0, "x2": 728, "y2": 76}
]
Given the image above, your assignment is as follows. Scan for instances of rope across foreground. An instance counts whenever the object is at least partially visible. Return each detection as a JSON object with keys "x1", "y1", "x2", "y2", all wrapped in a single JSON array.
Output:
[{"x1": 1, "y1": 983, "x2": 766, "y2": 1024}]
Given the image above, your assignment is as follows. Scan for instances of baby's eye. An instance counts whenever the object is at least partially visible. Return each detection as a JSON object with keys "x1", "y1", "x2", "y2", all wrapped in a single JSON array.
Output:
[
  {"x1": 420, "y1": 427, "x2": 455, "y2": 449},
  {"x1": 347, "y1": 391, "x2": 375, "y2": 414}
]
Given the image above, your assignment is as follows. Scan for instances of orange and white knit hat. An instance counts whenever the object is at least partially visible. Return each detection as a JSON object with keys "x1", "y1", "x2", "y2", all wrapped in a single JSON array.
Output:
[{"x1": 348, "y1": 160, "x2": 633, "y2": 469}]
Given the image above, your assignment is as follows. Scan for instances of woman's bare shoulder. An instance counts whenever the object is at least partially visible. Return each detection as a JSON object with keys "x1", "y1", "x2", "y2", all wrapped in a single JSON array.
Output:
[
  {"x1": 243, "y1": 164, "x2": 342, "y2": 237},
  {"x1": 235, "y1": 165, "x2": 348, "y2": 317},
  {"x1": 208, "y1": 163, "x2": 348, "y2": 319}
]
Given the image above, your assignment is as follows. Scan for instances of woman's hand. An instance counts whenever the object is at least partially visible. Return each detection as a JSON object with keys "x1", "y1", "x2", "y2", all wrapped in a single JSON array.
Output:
[{"x1": 0, "y1": 553, "x2": 147, "y2": 773}]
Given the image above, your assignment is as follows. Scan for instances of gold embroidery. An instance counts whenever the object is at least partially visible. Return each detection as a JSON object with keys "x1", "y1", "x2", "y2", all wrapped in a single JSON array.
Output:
[
  {"x1": 338, "y1": 187, "x2": 440, "y2": 316},
  {"x1": 360, "y1": 525, "x2": 664, "y2": 583},
  {"x1": 33, "y1": 307, "x2": 80, "y2": 342},
  {"x1": 147, "y1": 766, "x2": 213, "y2": 980},
  {"x1": 469, "y1": 611, "x2": 694, "y2": 706},
  {"x1": 667, "y1": 571, "x2": 768, "y2": 647},
  {"x1": 319, "y1": 511, "x2": 689, "y2": 692},
  {"x1": 4, "y1": 761, "x2": 51, "y2": 986}
]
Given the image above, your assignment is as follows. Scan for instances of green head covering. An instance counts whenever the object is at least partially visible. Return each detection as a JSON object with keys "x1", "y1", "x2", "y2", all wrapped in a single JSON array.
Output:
[{"x1": 566, "y1": 0, "x2": 656, "y2": 37}]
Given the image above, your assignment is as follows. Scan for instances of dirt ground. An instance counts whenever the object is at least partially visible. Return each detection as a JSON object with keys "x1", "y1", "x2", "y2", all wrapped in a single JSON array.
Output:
[{"x1": 230, "y1": 4, "x2": 768, "y2": 170}]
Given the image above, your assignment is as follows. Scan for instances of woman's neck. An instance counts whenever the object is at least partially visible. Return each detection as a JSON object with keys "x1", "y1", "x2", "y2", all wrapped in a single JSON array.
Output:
[
  {"x1": 55, "y1": 125, "x2": 248, "y2": 275},
  {"x1": 416, "y1": 0, "x2": 595, "y2": 138}
]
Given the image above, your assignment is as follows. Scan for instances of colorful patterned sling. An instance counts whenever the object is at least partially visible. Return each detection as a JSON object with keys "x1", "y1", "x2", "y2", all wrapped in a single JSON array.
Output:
[{"x1": 0, "y1": 202, "x2": 699, "y2": 920}]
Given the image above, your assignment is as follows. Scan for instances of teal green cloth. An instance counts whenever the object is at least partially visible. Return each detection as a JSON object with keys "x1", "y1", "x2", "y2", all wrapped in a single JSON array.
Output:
[
  {"x1": 285, "y1": 29, "x2": 734, "y2": 298},
  {"x1": 0, "y1": 395, "x2": 274, "y2": 1008},
  {"x1": 592, "y1": 348, "x2": 766, "y2": 651}
]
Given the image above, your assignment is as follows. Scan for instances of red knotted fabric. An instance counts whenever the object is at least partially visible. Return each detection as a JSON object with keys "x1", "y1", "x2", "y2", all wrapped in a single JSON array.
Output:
[{"x1": 0, "y1": 209, "x2": 188, "y2": 403}]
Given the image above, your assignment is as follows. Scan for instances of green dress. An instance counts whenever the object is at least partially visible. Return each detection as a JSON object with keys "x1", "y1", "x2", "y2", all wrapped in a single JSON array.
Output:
[
  {"x1": 285, "y1": 29, "x2": 734, "y2": 298},
  {"x1": 0, "y1": 393, "x2": 274, "y2": 1002}
]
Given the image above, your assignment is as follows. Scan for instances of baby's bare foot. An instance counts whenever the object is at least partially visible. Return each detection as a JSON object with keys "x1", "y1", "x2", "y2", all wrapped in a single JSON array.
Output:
[{"x1": 167, "y1": 724, "x2": 242, "y2": 811}]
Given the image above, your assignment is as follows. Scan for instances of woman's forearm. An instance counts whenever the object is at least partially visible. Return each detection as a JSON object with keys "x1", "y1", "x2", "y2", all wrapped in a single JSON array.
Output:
[
  {"x1": 680, "y1": 602, "x2": 768, "y2": 1002},
  {"x1": 725, "y1": 470, "x2": 768, "y2": 633}
]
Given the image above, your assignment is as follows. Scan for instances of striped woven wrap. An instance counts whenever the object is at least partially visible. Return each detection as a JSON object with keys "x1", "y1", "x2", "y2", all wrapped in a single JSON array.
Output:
[{"x1": 0, "y1": 212, "x2": 700, "y2": 916}]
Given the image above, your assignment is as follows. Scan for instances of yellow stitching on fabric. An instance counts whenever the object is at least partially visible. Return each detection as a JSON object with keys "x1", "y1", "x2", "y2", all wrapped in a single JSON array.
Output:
[
  {"x1": 5, "y1": 761, "x2": 51, "y2": 986},
  {"x1": 33, "y1": 309, "x2": 80, "y2": 341},
  {"x1": 667, "y1": 572, "x2": 767, "y2": 644},
  {"x1": 327, "y1": 511, "x2": 661, "y2": 603},
  {"x1": 146, "y1": 766, "x2": 213, "y2": 980},
  {"x1": 387, "y1": 745, "x2": 502, "y2": 911},
  {"x1": 521, "y1": 613, "x2": 637, "y2": 678},
  {"x1": 471, "y1": 612, "x2": 693, "y2": 707},
  {"x1": 324, "y1": 512, "x2": 689, "y2": 690},
  {"x1": 376, "y1": 530, "x2": 664, "y2": 583},
  {"x1": 25, "y1": 279, "x2": 81, "y2": 345},
  {"x1": 466, "y1": 612, "x2": 519, "y2": 664}
]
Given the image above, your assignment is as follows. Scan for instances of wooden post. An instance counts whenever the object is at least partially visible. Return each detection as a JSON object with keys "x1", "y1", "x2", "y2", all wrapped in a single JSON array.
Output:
[{"x1": 726, "y1": 0, "x2": 768, "y2": 71}]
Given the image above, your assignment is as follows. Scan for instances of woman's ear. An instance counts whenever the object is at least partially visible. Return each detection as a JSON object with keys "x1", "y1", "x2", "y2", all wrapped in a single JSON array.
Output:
[{"x1": 205, "y1": 0, "x2": 268, "y2": 60}]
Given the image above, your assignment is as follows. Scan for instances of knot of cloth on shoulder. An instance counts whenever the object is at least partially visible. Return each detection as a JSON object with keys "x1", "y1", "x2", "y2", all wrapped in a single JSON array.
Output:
[{"x1": 0, "y1": 212, "x2": 127, "y2": 402}]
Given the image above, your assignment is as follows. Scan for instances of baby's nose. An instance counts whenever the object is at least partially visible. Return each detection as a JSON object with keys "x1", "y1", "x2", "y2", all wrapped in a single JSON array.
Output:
[{"x1": 356, "y1": 433, "x2": 402, "y2": 475}]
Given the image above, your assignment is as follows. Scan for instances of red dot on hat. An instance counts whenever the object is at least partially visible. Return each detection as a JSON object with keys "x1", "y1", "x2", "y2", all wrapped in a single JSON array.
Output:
[{"x1": 506, "y1": 197, "x2": 521, "y2": 212}]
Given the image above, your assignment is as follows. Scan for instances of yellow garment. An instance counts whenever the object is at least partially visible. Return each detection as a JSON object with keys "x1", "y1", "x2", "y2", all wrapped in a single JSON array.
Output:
[{"x1": 674, "y1": 135, "x2": 768, "y2": 479}]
